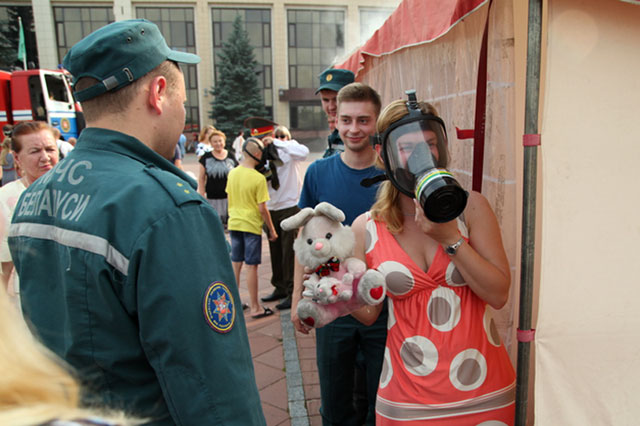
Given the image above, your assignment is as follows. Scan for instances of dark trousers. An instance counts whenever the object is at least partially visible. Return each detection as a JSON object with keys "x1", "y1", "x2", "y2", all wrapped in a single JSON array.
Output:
[
  {"x1": 267, "y1": 205, "x2": 299, "y2": 297},
  {"x1": 316, "y1": 305, "x2": 388, "y2": 426}
]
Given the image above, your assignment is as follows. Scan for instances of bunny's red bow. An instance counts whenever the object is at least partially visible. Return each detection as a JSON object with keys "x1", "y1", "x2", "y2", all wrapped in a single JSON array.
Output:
[{"x1": 314, "y1": 257, "x2": 340, "y2": 277}]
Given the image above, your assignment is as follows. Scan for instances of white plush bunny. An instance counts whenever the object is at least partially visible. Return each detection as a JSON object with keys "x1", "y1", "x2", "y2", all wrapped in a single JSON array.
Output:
[{"x1": 281, "y1": 202, "x2": 386, "y2": 328}]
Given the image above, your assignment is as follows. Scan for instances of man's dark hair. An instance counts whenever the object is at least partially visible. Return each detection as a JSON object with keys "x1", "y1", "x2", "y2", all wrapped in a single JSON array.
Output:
[{"x1": 337, "y1": 83, "x2": 382, "y2": 117}]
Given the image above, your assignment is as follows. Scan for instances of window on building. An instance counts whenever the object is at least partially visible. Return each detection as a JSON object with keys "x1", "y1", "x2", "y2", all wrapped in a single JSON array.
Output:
[
  {"x1": 212, "y1": 8, "x2": 272, "y2": 119},
  {"x1": 137, "y1": 7, "x2": 200, "y2": 133},
  {"x1": 359, "y1": 8, "x2": 395, "y2": 45},
  {"x1": 53, "y1": 7, "x2": 114, "y2": 64},
  {"x1": 289, "y1": 101, "x2": 326, "y2": 130},
  {"x1": 287, "y1": 9, "x2": 345, "y2": 91}
]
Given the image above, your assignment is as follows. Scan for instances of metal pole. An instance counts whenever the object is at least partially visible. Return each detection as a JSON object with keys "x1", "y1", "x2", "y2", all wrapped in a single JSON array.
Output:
[{"x1": 515, "y1": 0, "x2": 542, "y2": 425}]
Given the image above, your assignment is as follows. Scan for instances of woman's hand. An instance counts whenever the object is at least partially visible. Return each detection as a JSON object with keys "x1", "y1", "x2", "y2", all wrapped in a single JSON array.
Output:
[
  {"x1": 412, "y1": 199, "x2": 460, "y2": 246},
  {"x1": 421, "y1": 192, "x2": 511, "y2": 309}
]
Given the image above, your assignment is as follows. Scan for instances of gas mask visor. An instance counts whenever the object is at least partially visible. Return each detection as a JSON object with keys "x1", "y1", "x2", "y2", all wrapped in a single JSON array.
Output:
[
  {"x1": 382, "y1": 119, "x2": 446, "y2": 196},
  {"x1": 380, "y1": 91, "x2": 468, "y2": 223}
]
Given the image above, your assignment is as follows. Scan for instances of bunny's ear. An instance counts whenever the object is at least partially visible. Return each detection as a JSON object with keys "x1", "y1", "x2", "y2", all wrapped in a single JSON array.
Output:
[
  {"x1": 281, "y1": 207, "x2": 315, "y2": 231},
  {"x1": 314, "y1": 202, "x2": 345, "y2": 223}
]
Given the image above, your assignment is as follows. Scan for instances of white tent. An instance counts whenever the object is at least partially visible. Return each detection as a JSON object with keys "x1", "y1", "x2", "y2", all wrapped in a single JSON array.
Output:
[{"x1": 337, "y1": 0, "x2": 640, "y2": 423}]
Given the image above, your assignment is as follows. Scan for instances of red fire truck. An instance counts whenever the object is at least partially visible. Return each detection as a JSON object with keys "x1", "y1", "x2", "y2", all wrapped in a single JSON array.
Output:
[{"x1": 0, "y1": 68, "x2": 84, "y2": 140}]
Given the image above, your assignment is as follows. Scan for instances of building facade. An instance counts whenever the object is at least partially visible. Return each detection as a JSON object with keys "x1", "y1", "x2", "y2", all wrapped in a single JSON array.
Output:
[{"x1": 1, "y1": 0, "x2": 397, "y2": 143}]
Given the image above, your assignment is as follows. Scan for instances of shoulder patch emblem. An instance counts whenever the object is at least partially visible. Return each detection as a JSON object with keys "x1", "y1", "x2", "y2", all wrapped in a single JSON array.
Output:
[{"x1": 203, "y1": 281, "x2": 236, "y2": 333}]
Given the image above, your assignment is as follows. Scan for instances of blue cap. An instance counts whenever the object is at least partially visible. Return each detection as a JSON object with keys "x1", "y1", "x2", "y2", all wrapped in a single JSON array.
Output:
[
  {"x1": 63, "y1": 19, "x2": 200, "y2": 102},
  {"x1": 315, "y1": 68, "x2": 355, "y2": 94}
]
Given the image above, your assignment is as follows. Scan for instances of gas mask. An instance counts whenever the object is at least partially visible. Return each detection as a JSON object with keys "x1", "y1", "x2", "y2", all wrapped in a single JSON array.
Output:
[{"x1": 377, "y1": 90, "x2": 468, "y2": 223}]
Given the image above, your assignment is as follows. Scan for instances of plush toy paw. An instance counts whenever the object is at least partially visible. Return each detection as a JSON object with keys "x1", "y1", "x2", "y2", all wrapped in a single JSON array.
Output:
[
  {"x1": 297, "y1": 298, "x2": 334, "y2": 329},
  {"x1": 344, "y1": 257, "x2": 366, "y2": 277},
  {"x1": 336, "y1": 273, "x2": 354, "y2": 302},
  {"x1": 357, "y1": 269, "x2": 386, "y2": 305},
  {"x1": 297, "y1": 299, "x2": 318, "y2": 327}
]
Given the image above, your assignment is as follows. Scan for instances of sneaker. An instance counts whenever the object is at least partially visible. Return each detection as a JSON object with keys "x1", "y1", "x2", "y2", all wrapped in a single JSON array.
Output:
[{"x1": 275, "y1": 297, "x2": 291, "y2": 310}]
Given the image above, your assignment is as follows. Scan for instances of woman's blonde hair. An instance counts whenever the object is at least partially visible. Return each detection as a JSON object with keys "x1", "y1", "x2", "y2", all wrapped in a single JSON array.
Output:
[
  {"x1": 0, "y1": 291, "x2": 137, "y2": 425},
  {"x1": 198, "y1": 125, "x2": 217, "y2": 142},
  {"x1": 371, "y1": 99, "x2": 447, "y2": 234},
  {"x1": 274, "y1": 125, "x2": 291, "y2": 140}
]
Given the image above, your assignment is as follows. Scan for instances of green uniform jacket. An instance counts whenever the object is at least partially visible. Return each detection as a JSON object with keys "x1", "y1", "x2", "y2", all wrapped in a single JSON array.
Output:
[
  {"x1": 9, "y1": 128, "x2": 266, "y2": 426},
  {"x1": 322, "y1": 129, "x2": 345, "y2": 158}
]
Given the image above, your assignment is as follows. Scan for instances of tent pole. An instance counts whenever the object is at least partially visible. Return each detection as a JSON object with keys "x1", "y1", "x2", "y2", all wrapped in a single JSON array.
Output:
[{"x1": 515, "y1": 0, "x2": 542, "y2": 425}]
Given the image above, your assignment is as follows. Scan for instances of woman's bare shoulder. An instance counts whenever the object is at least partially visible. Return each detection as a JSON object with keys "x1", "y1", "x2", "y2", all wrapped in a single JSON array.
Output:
[{"x1": 464, "y1": 190, "x2": 494, "y2": 219}]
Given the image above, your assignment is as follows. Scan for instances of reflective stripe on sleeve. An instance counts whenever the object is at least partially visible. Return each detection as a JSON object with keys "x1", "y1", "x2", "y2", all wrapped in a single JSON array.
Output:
[{"x1": 9, "y1": 222, "x2": 129, "y2": 275}]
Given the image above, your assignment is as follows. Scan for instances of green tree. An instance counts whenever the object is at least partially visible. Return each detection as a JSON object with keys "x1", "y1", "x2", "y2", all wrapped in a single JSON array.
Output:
[
  {"x1": 0, "y1": 6, "x2": 37, "y2": 70},
  {"x1": 209, "y1": 15, "x2": 267, "y2": 143}
]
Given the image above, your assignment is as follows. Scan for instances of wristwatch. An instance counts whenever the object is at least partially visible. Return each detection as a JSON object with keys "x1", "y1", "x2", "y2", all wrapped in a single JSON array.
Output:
[{"x1": 444, "y1": 238, "x2": 465, "y2": 255}]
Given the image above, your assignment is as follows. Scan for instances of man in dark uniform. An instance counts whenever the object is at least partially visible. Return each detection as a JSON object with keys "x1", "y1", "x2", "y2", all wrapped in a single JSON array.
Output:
[
  {"x1": 316, "y1": 68, "x2": 354, "y2": 158},
  {"x1": 9, "y1": 19, "x2": 266, "y2": 425}
]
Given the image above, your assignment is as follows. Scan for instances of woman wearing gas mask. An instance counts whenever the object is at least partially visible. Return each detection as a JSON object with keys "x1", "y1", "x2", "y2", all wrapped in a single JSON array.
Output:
[{"x1": 351, "y1": 92, "x2": 515, "y2": 425}]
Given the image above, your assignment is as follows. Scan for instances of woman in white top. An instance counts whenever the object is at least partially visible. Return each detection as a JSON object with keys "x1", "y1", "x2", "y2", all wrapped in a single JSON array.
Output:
[
  {"x1": 232, "y1": 130, "x2": 245, "y2": 162},
  {"x1": 0, "y1": 121, "x2": 59, "y2": 298},
  {"x1": 195, "y1": 125, "x2": 215, "y2": 157},
  {"x1": 264, "y1": 125, "x2": 309, "y2": 309}
]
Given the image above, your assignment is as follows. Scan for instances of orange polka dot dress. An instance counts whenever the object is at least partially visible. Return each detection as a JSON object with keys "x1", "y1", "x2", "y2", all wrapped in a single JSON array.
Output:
[{"x1": 365, "y1": 214, "x2": 516, "y2": 425}]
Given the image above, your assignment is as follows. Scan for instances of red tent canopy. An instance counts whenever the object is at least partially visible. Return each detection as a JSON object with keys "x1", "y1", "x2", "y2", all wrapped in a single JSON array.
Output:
[{"x1": 336, "y1": 0, "x2": 487, "y2": 76}]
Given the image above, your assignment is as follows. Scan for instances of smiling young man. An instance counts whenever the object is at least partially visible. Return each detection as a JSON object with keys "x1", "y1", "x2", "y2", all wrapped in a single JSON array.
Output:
[{"x1": 292, "y1": 82, "x2": 388, "y2": 425}]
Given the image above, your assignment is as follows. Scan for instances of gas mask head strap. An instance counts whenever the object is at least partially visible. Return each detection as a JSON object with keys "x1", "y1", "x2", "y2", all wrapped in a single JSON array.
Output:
[{"x1": 242, "y1": 137, "x2": 264, "y2": 163}]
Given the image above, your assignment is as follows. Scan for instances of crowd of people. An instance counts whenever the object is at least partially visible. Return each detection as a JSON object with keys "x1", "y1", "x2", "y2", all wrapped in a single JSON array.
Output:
[{"x1": 0, "y1": 17, "x2": 516, "y2": 426}]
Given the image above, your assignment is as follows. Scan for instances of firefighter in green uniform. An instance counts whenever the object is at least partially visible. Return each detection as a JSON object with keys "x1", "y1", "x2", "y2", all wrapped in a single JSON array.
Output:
[
  {"x1": 316, "y1": 68, "x2": 354, "y2": 158},
  {"x1": 8, "y1": 19, "x2": 266, "y2": 425}
]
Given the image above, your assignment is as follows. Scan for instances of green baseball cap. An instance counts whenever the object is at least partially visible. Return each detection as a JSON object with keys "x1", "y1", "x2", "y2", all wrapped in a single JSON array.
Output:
[
  {"x1": 63, "y1": 19, "x2": 200, "y2": 102},
  {"x1": 315, "y1": 68, "x2": 355, "y2": 94}
]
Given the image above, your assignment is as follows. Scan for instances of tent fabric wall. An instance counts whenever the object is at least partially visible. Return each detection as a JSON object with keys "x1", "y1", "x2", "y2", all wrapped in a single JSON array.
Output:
[
  {"x1": 322, "y1": 0, "x2": 640, "y2": 423},
  {"x1": 345, "y1": 0, "x2": 518, "y2": 352},
  {"x1": 535, "y1": 0, "x2": 640, "y2": 424},
  {"x1": 337, "y1": 0, "x2": 487, "y2": 76}
]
